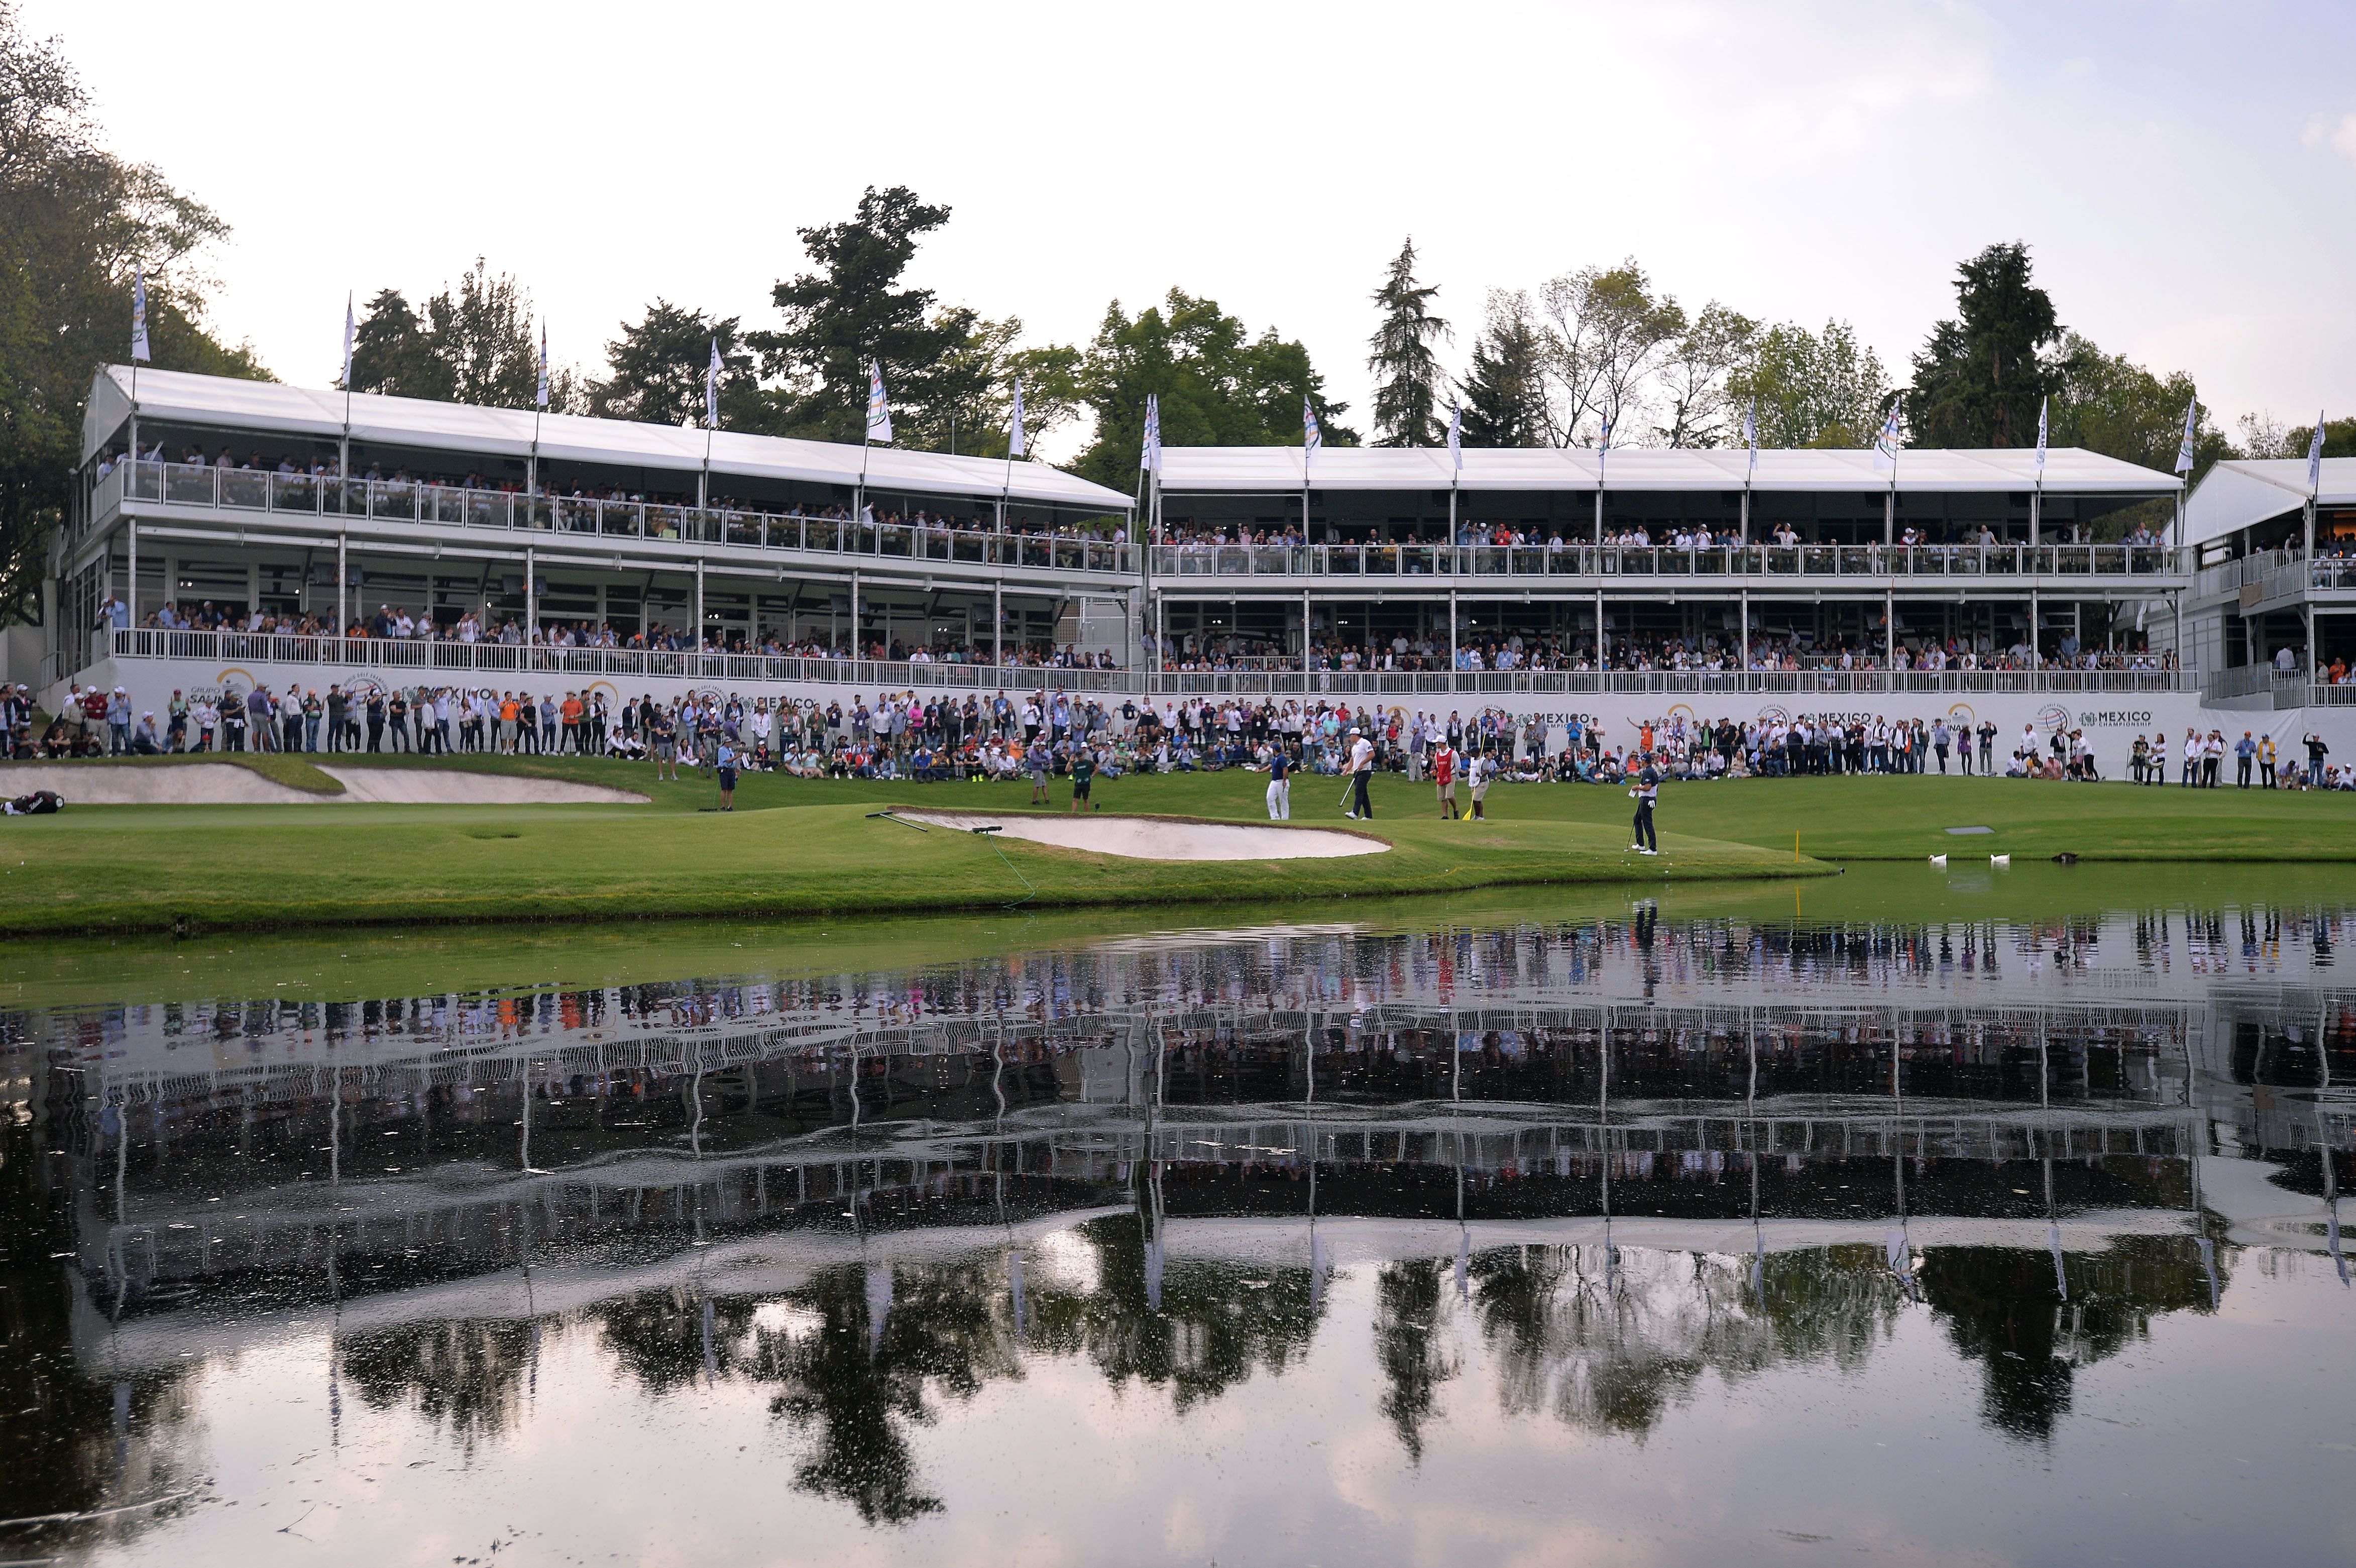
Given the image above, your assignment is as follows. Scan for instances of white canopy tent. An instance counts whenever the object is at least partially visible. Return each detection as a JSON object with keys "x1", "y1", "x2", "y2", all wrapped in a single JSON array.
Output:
[
  {"x1": 2184, "y1": 458, "x2": 2356, "y2": 551},
  {"x1": 82, "y1": 365, "x2": 1133, "y2": 514},
  {"x1": 1159, "y1": 443, "x2": 2181, "y2": 496}
]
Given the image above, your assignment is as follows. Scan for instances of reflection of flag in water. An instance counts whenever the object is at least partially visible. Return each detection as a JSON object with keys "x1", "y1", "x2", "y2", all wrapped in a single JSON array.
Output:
[
  {"x1": 131, "y1": 263, "x2": 150, "y2": 363},
  {"x1": 865, "y1": 361, "x2": 892, "y2": 443},
  {"x1": 865, "y1": 1261, "x2": 893, "y2": 1354},
  {"x1": 1007, "y1": 376, "x2": 1025, "y2": 459},
  {"x1": 2174, "y1": 397, "x2": 2198, "y2": 474},
  {"x1": 1303, "y1": 397, "x2": 1322, "y2": 471},
  {"x1": 1139, "y1": 393, "x2": 1162, "y2": 475}
]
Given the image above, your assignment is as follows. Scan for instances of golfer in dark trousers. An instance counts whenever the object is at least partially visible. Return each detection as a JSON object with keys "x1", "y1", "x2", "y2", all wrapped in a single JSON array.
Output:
[
  {"x1": 1630, "y1": 754, "x2": 1660, "y2": 854},
  {"x1": 1344, "y1": 727, "x2": 1376, "y2": 820}
]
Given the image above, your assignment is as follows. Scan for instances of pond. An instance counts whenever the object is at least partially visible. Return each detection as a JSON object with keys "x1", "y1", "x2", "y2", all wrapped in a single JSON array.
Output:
[{"x1": 4, "y1": 865, "x2": 2351, "y2": 1565}]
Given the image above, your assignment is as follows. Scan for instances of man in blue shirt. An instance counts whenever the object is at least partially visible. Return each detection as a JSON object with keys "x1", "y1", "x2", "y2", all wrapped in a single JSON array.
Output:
[
  {"x1": 2235, "y1": 731, "x2": 2258, "y2": 788},
  {"x1": 1266, "y1": 745, "x2": 1291, "y2": 820}
]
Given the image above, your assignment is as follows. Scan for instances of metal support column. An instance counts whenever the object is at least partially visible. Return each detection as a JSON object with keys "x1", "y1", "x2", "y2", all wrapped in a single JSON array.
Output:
[
  {"x1": 694, "y1": 559, "x2": 705, "y2": 650},
  {"x1": 848, "y1": 570, "x2": 858, "y2": 660},
  {"x1": 126, "y1": 519, "x2": 137, "y2": 624},
  {"x1": 993, "y1": 581, "x2": 1003, "y2": 670},
  {"x1": 1302, "y1": 588, "x2": 1313, "y2": 682},
  {"x1": 525, "y1": 545, "x2": 536, "y2": 645}
]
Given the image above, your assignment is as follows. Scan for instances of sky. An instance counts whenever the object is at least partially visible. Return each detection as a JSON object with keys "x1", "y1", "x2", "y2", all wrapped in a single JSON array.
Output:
[{"x1": 31, "y1": 0, "x2": 2356, "y2": 458}]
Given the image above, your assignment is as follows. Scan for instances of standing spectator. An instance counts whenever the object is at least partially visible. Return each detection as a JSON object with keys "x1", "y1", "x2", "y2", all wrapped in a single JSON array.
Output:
[
  {"x1": 2235, "y1": 731, "x2": 2257, "y2": 789},
  {"x1": 106, "y1": 686, "x2": 131, "y2": 754},
  {"x1": 2259, "y1": 732, "x2": 2277, "y2": 789},
  {"x1": 2305, "y1": 732, "x2": 2330, "y2": 788}
]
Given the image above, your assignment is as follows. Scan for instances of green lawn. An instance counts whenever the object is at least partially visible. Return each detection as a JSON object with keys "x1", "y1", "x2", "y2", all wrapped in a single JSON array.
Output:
[{"x1": 6, "y1": 753, "x2": 2349, "y2": 939}]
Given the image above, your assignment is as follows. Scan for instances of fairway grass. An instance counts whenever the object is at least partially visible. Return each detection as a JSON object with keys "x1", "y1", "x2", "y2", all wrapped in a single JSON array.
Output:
[{"x1": 6, "y1": 754, "x2": 2349, "y2": 938}]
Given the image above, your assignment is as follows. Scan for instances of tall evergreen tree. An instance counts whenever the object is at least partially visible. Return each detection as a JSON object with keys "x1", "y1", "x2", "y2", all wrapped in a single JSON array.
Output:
[
  {"x1": 1365, "y1": 237, "x2": 1449, "y2": 447},
  {"x1": 1906, "y1": 241, "x2": 2064, "y2": 447},
  {"x1": 748, "y1": 185, "x2": 972, "y2": 445},
  {"x1": 345, "y1": 260, "x2": 544, "y2": 411},
  {"x1": 344, "y1": 288, "x2": 448, "y2": 400},
  {"x1": 1455, "y1": 290, "x2": 1547, "y2": 447}
]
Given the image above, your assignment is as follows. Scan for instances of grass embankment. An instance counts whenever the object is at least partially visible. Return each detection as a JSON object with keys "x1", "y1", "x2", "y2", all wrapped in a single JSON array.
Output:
[
  {"x1": 7, "y1": 754, "x2": 2350, "y2": 938},
  {"x1": 0, "y1": 763, "x2": 1824, "y2": 936}
]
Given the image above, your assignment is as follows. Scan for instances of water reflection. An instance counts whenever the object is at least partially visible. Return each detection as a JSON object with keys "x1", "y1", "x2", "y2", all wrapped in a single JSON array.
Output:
[{"x1": 4, "y1": 894, "x2": 2352, "y2": 1561}]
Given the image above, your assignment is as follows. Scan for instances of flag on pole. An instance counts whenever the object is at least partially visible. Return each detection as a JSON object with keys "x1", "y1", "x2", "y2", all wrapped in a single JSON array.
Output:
[
  {"x1": 2173, "y1": 397, "x2": 2198, "y2": 475},
  {"x1": 706, "y1": 339, "x2": 721, "y2": 429},
  {"x1": 1873, "y1": 400, "x2": 1902, "y2": 473},
  {"x1": 1007, "y1": 376, "x2": 1026, "y2": 459},
  {"x1": 342, "y1": 295, "x2": 356, "y2": 388},
  {"x1": 1303, "y1": 397, "x2": 1322, "y2": 471},
  {"x1": 2309, "y1": 410, "x2": 2327, "y2": 492},
  {"x1": 535, "y1": 321, "x2": 549, "y2": 411},
  {"x1": 865, "y1": 360, "x2": 892, "y2": 443},
  {"x1": 131, "y1": 263, "x2": 151, "y2": 364},
  {"x1": 1139, "y1": 393, "x2": 1162, "y2": 475},
  {"x1": 1447, "y1": 402, "x2": 1463, "y2": 472},
  {"x1": 1744, "y1": 398, "x2": 1758, "y2": 478},
  {"x1": 1598, "y1": 414, "x2": 1612, "y2": 483},
  {"x1": 2034, "y1": 396, "x2": 2049, "y2": 475}
]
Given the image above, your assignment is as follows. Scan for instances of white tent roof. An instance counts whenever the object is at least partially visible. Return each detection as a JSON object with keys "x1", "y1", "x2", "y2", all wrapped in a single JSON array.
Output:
[
  {"x1": 2183, "y1": 457, "x2": 2356, "y2": 548},
  {"x1": 83, "y1": 365, "x2": 1133, "y2": 513},
  {"x1": 1159, "y1": 443, "x2": 2179, "y2": 496}
]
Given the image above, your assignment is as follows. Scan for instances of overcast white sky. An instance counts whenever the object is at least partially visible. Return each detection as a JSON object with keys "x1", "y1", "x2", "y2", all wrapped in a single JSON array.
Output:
[{"x1": 32, "y1": 0, "x2": 2356, "y2": 456}]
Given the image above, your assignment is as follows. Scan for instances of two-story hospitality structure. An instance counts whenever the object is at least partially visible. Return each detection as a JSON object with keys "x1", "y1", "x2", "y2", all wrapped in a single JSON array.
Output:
[{"x1": 32, "y1": 363, "x2": 2353, "y2": 752}]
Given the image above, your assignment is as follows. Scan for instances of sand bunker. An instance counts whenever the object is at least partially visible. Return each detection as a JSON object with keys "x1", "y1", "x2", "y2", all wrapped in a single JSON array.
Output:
[
  {"x1": 892, "y1": 810, "x2": 1386, "y2": 862},
  {"x1": 319, "y1": 767, "x2": 647, "y2": 805},
  {"x1": 4, "y1": 762, "x2": 645, "y2": 806}
]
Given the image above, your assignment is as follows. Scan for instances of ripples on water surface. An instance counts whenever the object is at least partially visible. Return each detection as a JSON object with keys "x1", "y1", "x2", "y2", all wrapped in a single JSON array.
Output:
[{"x1": 3, "y1": 869, "x2": 2351, "y2": 1565}]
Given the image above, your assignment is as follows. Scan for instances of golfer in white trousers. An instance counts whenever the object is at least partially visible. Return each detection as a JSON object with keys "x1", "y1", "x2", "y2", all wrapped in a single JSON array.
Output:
[{"x1": 1266, "y1": 747, "x2": 1291, "y2": 819}]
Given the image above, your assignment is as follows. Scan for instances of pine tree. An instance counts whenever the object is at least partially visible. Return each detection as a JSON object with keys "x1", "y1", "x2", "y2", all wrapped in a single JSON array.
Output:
[
  {"x1": 1366, "y1": 238, "x2": 1450, "y2": 447},
  {"x1": 1455, "y1": 291, "x2": 1546, "y2": 447},
  {"x1": 1907, "y1": 242, "x2": 2064, "y2": 448}
]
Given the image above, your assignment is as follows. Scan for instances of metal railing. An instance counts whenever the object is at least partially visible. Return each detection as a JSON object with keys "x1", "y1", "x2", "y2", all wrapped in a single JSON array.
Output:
[
  {"x1": 99, "y1": 627, "x2": 1133, "y2": 695},
  {"x1": 90, "y1": 460, "x2": 1134, "y2": 575},
  {"x1": 91, "y1": 628, "x2": 2196, "y2": 701},
  {"x1": 2303, "y1": 683, "x2": 2356, "y2": 707},
  {"x1": 2204, "y1": 663, "x2": 2304, "y2": 703},
  {"x1": 1150, "y1": 540, "x2": 2185, "y2": 581}
]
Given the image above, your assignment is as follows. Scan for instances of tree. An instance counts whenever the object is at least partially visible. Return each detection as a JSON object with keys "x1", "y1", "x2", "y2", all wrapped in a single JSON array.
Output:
[
  {"x1": 588, "y1": 300, "x2": 760, "y2": 428},
  {"x1": 1906, "y1": 241, "x2": 2064, "y2": 448},
  {"x1": 0, "y1": 1, "x2": 266, "y2": 621},
  {"x1": 2047, "y1": 333, "x2": 2230, "y2": 479},
  {"x1": 1654, "y1": 302, "x2": 1760, "y2": 448},
  {"x1": 917, "y1": 312, "x2": 1080, "y2": 458},
  {"x1": 1067, "y1": 288, "x2": 1355, "y2": 490},
  {"x1": 748, "y1": 184, "x2": 972, "y2": 445},
  {"x1": 1537, "y1": 260, "x2": 1683, "y2": 446},
  {"x1": 344, "y1": 260, "x2": 550, "y2": 412},
  {"x1": 2231, "y1": 408, "x2": 2356, "y2": 463},
  {"x1": 344, "y1": 288, "x2": 449, "y2": 400},
  {"x1": 1455, "y1": 289, "x2": 1548, "y2": 447},
  {"x1": 1366, "y1": 237, "x2": 1450, "y2": 447},
  {"x1": 1727, "y1": 320, "x2": 1892, "y2": 450}
]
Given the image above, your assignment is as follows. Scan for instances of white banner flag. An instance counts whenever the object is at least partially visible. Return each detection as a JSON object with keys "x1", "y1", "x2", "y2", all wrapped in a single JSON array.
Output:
[
  {"x1": 1303, "y1": 396, "x2": 1322, "y2": 472},
  {"x1": 131, "y1": 263, "x2": 150, "y2": 364},
  {"x1": 2034, "y1": 395, "x2": 2048, "y2": 475},
  {"x1": 706, "y1": 339, "x2": 721, "y2": 429},
  {"x1": 1447, "y1": 401, "x2": 1463, "y2": 472},
  {"x1": 865, "y1": 361, "x2": 892, "y2": 443},
  {"x1": 342, "y1": 294, "x2": 356, "y2": 388},
  {"x1": 1873, "y1": 401, "x2": 1902, "y2": 473},
  {"x1": 2174, "y1": 397, "x2": 2198, "y2": 475},
  {"x1": 535, "y1": 321, "x2": 549, "y2": 411},
  {"x1": 1140, "y1": 393, "x2": 1162, "y2": 475},
  {"x1": 2309, "y1": 410, "x2": 2327, "y2": 492},
  {"x1": 1008, "y1": 376, "x2": 1025, "y2": 459},
  {"x1": 1745, "y1": 398, "x2": 1758, "y2": 477}
]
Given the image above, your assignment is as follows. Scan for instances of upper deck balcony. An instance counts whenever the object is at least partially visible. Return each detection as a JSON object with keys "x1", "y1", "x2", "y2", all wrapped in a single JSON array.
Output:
[
  {"x1": 88, "y1": 458, "x2": 1137, "y2": 581},
  {"x1": 1151, "y1": 538, "x2": 2185, "y2": 587}
]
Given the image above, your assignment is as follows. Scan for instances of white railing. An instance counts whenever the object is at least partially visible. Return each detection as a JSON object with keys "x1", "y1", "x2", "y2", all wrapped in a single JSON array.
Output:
[
  {"x1": 93, "y1": 628, "x2": 2197, "y2": 701},
  {"x1": 100, "y1": 628, "x2": 1133, "y2": 695},
  {"x1": 2204, "y1": 663, "x2": 2303, "y2": 703},
  {"x1": 1151, "y1": 540, "x2": 2185, "y2": 581},
  {"x1": 90, "y1": 460, "x2": 1134, "y2": 575}
]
